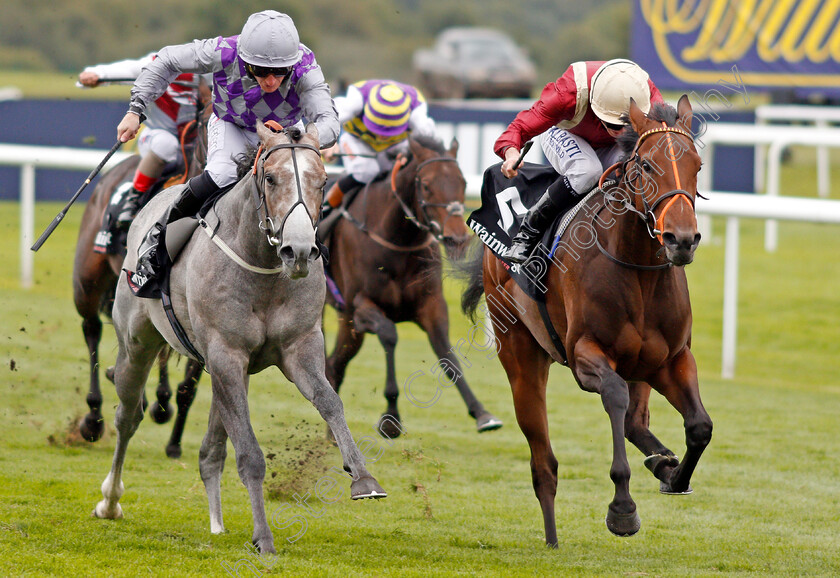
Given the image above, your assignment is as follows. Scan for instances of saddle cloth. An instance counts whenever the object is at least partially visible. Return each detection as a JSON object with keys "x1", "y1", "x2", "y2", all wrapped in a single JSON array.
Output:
[{"x1": 467, "y1": 162, "x2": 599, "y2": 302}]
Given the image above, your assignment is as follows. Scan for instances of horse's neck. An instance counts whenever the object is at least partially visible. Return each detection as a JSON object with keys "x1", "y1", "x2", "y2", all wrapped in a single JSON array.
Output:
[
  {"x1": 597, "y1": 190, "x2": 664, "y2": 272},
  {"x1": 377, "y1": 168, "x2": 426, "y2": 243}
]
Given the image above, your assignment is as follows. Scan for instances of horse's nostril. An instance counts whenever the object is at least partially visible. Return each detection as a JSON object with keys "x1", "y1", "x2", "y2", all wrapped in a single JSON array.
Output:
[
  {"x1": 308, "y1": 246, "x2": 319, "y2": 262},
  {"x1": 279, "y1": 246, "x2": 295, "y2": 262},
  {"x1": 662, "y1": 232, "x2": 678, "y2": 246},
  {"x1": 693, "y1": 233, "x2": 702, "y2": 246}
]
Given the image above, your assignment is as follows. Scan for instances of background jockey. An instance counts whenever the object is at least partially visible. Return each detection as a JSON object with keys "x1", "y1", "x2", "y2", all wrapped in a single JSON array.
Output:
[
  {"x1": 114, "y1": 10, "x2": 340, "y2": 292},
  {"x1": 495, "y1": 58, "x2": 664, "y2": 263},
  {"x1": 79, "y1": 55, "x2": 209, "y2": 230},
  {"x1": 320, "y1": 79, "x2": 444, "y2": 217}
]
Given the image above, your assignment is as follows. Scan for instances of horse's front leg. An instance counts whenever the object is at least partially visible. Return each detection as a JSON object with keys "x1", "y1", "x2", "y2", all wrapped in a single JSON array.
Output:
[
  {"x1": 415, "y1": 294, "x2": 502, "y2": 432},
  {"x1": 205, "y1": 350, "x2": 274, "y2": 554},
  {"x1": 280, "y1": 327, "x2": 386, "y2": 501},
  {"x1": 648, "y1": 349, "x2": 713, "y2": 494},
  {"x1": 351, "y1": 295, "x2": 403, "y2": 438},
  {"x1": 625, "y1": 381, "x2": 680, "y2": 479},
  {"x1": 573, "y1": 341, "x2": 640, "y2": 537}
]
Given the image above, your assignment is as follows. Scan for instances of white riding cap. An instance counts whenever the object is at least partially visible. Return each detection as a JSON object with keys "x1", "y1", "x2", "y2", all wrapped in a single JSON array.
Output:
[
  {"x1": 590, "y1": 59, "x2": 652, "y2": 125},
  {"x1": 238, "y1": 10, "x2": 303, "y2": 68}
]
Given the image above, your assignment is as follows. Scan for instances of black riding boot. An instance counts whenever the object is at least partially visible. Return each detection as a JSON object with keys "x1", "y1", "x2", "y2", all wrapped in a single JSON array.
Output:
[
  {"x1": 505, "y1": 176, "x2": 578, "y2": 264},
  {"x1": 116, "y1": 186, "x2": 143, "y2": 231},
  {"x1": 130, "y1": 173, "x2": 218, "y2": 290}
]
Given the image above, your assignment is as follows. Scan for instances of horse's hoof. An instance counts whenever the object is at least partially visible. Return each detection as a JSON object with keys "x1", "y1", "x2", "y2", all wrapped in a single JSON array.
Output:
[
  {"x1": 165, "y1": 444, "x2": 182, "y2": 459},
  {"x1": 79, "y1": 416, "x2": 104, "y2": 442},
  {"x1": 644, "y1": 453, "x2": 679, "y2": 478},
  {"x1": 93, "y1": 500, "x2": 123, "y2": 520},
  {"x1": 105, "y1": 366, "x2": 116, "y2": 383},
  {"x1": 377, "y1": 414, "x2": 403, "y2": 439},
  {"x1": 660, "y1": 481, "x2": 693, "y2": 495},
  {"x1": 252, "y1": 536, "x2": 276, "y2": 555},
  {"x1": 149, "y1": 401, "x2": 173, "y2": 424},
  {"x1": 476, "y1": 411, "x2": 503, "y2": 432},
  {"x1": 605, "y1": 509, "x2": 641, "y2": 537},
  {"x1": 351, "y1": 476, "x2": 387, "y2": 500}
]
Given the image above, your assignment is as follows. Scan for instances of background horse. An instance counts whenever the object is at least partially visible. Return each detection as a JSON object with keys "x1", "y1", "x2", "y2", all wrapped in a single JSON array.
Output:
[
  {"x1": 72, "y1": 117, "x2": 206, "y2": 457},
  {"x1": 461, "y1": 96, "x2": 712, "y2": 546},
  {"x1": 324, "y1": 136, "x2": 501, "y2": 437},
  {"x1": 94, "y1": 123, "x2": 385, "y2": 554}
]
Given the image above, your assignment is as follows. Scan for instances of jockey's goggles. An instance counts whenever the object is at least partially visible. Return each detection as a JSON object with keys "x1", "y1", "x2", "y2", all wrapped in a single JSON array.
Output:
[
  {"x1": 601, "y1": 120, "x2": 624, "y2": 132},
  {"x1": 246, "y1": 63, "x2": 292, "y2": 78}
]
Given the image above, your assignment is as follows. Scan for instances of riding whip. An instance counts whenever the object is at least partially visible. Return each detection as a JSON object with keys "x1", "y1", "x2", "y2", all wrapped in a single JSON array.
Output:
[
  {"x1": 514, "y1": 141, "x2": 533, "y2": 170},
  {"x1": 30, "y1": 139, "x2": 124, "y2": 252}
]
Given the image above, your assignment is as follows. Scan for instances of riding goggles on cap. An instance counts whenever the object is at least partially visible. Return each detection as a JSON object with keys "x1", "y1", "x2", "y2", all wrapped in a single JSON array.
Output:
[
  {"x1": 246, "y1": 63, "x2": 292, "y2": 78},
  {"x1": 602, "y1": 120, "x2": 625, "y2": 132}
]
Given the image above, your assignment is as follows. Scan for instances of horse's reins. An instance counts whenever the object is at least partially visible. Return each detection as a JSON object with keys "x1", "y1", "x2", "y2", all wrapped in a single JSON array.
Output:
[
  {"x1": 343, "y1": 153, "x2": 465, "y2": 252},
  {"x1": 591, "y1": 124, "x2": 697, "y2": 270},
  {"x1": 198, "y1": 127, "x2": 321, "y2": 275}
]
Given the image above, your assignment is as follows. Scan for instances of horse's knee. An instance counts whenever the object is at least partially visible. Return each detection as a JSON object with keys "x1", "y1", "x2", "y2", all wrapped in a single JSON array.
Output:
[
  {"x1": 235, "y1": 449, "x2": 266, "y2": 482},
  {"x1": 686, "y1": 414, "x2": 713, "y2": 450},
  {"x1": 600, "y1": 378, "x2": 630, "y2": 414},
  {"x1": 530, "y1": 454, "x2": 559, "y2": 496}
]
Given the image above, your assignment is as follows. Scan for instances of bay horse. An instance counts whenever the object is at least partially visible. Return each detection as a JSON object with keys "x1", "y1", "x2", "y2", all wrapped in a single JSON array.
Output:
[
  {"x1": 72, "y1": 117, "x2": 206, "y2": 457},
  {"x1": 461, "y1": 96, "x2": 712, "y2": 546},
  {"x1": 95, "y1": 123, "x2": 385, "y2": 553},
  {"x1": 324, "y1": 136, "x2": 501, "y2": 437}
]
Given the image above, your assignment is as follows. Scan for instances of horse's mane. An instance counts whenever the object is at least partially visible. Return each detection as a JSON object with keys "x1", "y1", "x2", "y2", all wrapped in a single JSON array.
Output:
[
  {"x1": 234, "y1": 126, "x2": 307, "y2": 179},
  {"x1": 411, "y1": 133, "x2": 446, "y2": 155},
  {"x1": 616, "y1": 102, "x2": 679, "y2": 154}
]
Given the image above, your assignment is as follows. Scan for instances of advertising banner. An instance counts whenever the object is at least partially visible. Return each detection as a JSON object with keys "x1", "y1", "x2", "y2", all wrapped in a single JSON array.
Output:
[{"x1": 632, "y1": 0, "x2": 840, "y2": 95}]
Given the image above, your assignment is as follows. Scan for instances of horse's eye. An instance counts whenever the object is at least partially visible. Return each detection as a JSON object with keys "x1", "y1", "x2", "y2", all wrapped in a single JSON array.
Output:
[
  {"x1": 641, "y1": 160, "x2": 653, "y2": 173},
  {"x1": 265, "y1": 174, "x2": 275, "y2": 186}
]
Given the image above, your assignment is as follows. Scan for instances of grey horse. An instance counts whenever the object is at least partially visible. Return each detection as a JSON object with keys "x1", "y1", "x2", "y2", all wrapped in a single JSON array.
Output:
[{"x1": 93, "y1": 122, "x2": 386, "y2": 554}]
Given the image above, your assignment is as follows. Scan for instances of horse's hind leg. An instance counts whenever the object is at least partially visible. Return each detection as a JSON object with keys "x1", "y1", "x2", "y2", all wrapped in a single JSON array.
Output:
[
  {"x1": 573, "y1": 341, "x2": 640, "y2": 537},
  {"x1": 199, "y1": 395, "x2": 228, "y2": 534},
  {"x1": 492, "y1": 314, "x2": 557, "y2": 546},
  {"x1": 165, "y1": 360, "x2": 202, "y2": 459},
  {"x1": 79, "y1": 316, "x2": 105, "y2": 442},
  {"x1": 648, "y1": 350, "x2": 713, "y2": 494},
  {"x1": 282, "y1": 328, "x2": 386, "y2": 501},
  {"x1": 415, "y1": 295, "x2": 502, "y2": 432},
  {"x1": 94, "y1": 342, "x2": 158, "y2": 520},
  {"x1": 149, "y1": 348, "x2": 174, "y2": 425},
  {"x1": 625, "y1": 381, "x2": 681, "y2": 479},
  {"x1": 351, "y1": 296, "x2": 403, "y2": 438}
]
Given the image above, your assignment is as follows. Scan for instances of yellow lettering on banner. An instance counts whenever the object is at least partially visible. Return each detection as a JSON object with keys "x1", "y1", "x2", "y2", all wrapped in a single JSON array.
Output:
[{"x1": 641, "y1": 0, "x2": 840, "y2": 86}]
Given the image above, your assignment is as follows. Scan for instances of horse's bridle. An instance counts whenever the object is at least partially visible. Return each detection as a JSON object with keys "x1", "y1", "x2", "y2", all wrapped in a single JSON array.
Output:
[
  {"x1": 388, "y1": 155, "x2": 466, "y2": 244},
  {"x1": 594, "y1": 124, "x2": 699, "y2": 270},
  {"x1": 250, "y1": 138, "x2": 320, "y2": 249}
]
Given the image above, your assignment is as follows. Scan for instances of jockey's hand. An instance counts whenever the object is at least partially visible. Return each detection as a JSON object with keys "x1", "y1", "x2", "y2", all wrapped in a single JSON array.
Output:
[
  {"x1": 117, "y1": 112, "x2": 141, "y2": 143},
  {"x1": 321, "y1": 143, "x2": 339, "y2": 163},
  {"x1": 501, "y1": 147, "x2": 522, "y2": 179},
  {"x1": 78, "y1": 72, "x2": 100, "y2": 87}
]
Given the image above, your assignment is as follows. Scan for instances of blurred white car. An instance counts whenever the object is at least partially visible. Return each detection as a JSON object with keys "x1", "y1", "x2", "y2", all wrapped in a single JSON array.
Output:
[{"x1": 413, "y1": 27, "x2": 537, "y2": 99}]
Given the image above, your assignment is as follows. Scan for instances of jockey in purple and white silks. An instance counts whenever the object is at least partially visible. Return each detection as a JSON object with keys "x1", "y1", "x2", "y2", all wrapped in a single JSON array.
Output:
[
  {"x1": 115, "y1": 10, "x2": 339, "y2": 292},
  {"x1": 321, "y1": 79, "x2": 443, "y2": 214}
]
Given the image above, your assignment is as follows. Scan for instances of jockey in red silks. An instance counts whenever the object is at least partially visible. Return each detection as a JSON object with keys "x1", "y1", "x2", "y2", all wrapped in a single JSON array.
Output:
[
  {"x1": 79, "y1": 55, "x2": 207, "y2": 230},
  {"x1": 494, "y1": 59, "x2": 664, "y2": 263}
]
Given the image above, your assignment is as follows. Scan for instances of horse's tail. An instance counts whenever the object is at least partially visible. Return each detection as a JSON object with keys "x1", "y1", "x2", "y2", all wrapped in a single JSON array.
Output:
[{"x1": 451, "y1": 237, "x2": 486, "y2": 322}]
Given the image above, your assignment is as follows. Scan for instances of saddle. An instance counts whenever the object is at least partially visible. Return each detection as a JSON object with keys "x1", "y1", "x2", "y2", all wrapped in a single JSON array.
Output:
[{"x1": 93, "y1": 162, "x2": 188, "y2": 256}]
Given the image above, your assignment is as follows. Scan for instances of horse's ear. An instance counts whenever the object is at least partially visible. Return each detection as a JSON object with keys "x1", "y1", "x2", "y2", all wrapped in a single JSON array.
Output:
[
  {"x1": 255, "y1": 121, "x2": 272, "y2": 143},
  {"x1": 447, "y1": 137, "x2": 459, "y2": 157},
  {"x1": 676, "y1": 94, "x2": 694, "y2": 133},
  {"x1": 305, "y1": 122, "x2": 319, "y2": 141},
  {"x1": 628, "y1": 98, "x2": 647, "y2": 132},
  {"x1": 408, "y1": 135, "x2": 423, "y2": 157}
]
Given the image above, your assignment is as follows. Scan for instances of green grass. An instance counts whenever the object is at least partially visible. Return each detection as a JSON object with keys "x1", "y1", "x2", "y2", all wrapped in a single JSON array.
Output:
[{"x1": 1, "y1": 158, "x2": 839, "y2": 576}]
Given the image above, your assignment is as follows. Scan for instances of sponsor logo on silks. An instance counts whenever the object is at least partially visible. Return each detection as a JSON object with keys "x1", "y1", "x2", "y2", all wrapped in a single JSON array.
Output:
[{"x1": 110, "y1": 182, "x2": 133, "y2": 206}]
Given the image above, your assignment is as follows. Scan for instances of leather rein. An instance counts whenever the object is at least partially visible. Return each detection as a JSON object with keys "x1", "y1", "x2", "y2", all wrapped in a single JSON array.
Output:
[{"x1": 592, "y1": 124, "x2": 698, "y2": 271}]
